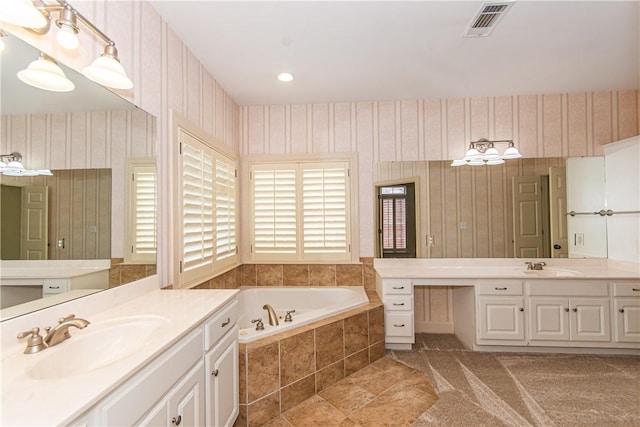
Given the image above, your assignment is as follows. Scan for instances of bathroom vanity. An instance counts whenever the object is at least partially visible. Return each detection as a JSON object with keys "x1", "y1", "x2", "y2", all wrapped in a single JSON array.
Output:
[
  {"x1": 1, "y1": 286, "x2": 239, "y2": 426},
  {"x1": 375, "y1": 258, "x2": 640, "y2": 353}
]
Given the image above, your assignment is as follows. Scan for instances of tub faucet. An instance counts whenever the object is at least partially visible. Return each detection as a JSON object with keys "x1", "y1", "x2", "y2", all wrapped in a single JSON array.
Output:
[
  {"x1": 263, "y1": 304, "x2": 279, "y2": 326},
  {"x1": 44, "y1": 314, "x2": 90, "y2": 347},
  {"x1": 525, "y1": 261, "x2": 546, "y2": 271}
]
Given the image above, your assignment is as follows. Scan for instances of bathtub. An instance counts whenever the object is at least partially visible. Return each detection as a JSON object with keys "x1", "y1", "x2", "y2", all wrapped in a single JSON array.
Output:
[{"x1": 237, "y1": 286, "x2": 369, "y2": 343}]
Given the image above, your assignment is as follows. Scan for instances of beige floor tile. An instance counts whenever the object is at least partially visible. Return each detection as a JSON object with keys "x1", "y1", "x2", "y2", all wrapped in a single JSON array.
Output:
[
  {"x1": 283, "y1": 395, "x2": 349, "y2": 427},
  {"x1": 319, "y1": 382, "x2": 377, "y2": 415},
  {"x1": 339, "y1": 363, "x2": 400, "y2": 395}
]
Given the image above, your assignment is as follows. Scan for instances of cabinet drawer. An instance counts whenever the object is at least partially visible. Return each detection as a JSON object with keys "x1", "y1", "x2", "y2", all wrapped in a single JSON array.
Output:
[
  {"x1": 383, "y1": 280, "x2": 412, "y2": 295},
  {"x1": 476, "y1": 281, "x2": 522, "y2": 296},
  {"x1": 527, "y1": 281, "x2": 608, "y2": 297},
  {"x1": 205, "y1": 300, "x2": 239, "y2": 351},
  {"x1": 613, "y1": 282, "x2": 640, "y2": 298},
  {"x1": 43, "y1": 279, "x2": 70, "y2": 294},
  {"x1": 384, "y1": 296, "x2": 413, "y2": 311},
  {"x1": 385, "y1": 313, "x2": 414, "y2": 337}
]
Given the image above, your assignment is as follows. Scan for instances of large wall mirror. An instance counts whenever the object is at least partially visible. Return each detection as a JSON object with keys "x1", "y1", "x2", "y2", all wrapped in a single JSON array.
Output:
[
  {"x1": 375, "y1": 158, "x2": 571, "y2": 259},
  {"x1": 0, "y1": 33, "x2": 157, "y2": 321}
]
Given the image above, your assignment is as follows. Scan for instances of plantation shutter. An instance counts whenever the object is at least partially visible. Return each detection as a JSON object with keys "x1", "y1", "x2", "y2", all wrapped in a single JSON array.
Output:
[
  {"x1": 129, "y1": 163, "x2": 157, "y2": 263},
  {"x1": 180, "y1": 130, "x2": 214, "y2": 281},
  {"x1": 251, "y1": 164, "x2": 298, "y2": 260},
  {"x1": 302, "y1": 162, "x2": 350, "y2": 260},
  {"x1": 215, "y1": 153, "x2": 237, "y2": 266}
]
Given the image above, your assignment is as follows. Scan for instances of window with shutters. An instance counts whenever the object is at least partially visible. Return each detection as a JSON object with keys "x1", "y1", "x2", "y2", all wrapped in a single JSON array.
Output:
[
  {"x1": 177, "y1": 127, "x2": 238, "y2": 287},
  {"x1": 248, "y1": 156, "x2": 356, "y2": 263},
  {"x1": 125, "y1": 158, "x2": 157, "y2": 264},
  {"x1": 377, "y1": 183, "x2": 416, "y2": 258}
]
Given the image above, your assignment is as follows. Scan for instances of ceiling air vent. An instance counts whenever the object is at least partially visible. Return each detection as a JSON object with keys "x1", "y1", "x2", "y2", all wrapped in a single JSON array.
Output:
[{"x1": 462, "y1": 2, "x2": 513, "y2": 37}]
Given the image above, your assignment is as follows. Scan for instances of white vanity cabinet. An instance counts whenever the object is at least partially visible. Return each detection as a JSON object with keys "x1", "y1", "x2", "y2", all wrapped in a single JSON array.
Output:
[
  {"x1": 377, "y1": 278, "x2": 414, "y2": 349},
  {"x1": 476, "y1": 282, "x2": 525, "y2": 343},
  {"x1": 613, "y1": 282, "x2": 640, "y2": 343}
]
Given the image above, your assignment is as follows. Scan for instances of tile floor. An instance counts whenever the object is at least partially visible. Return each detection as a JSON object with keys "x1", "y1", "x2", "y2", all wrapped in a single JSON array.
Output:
[{"x1": 262, "y1": 356, "x2": 438, "y2": 427}]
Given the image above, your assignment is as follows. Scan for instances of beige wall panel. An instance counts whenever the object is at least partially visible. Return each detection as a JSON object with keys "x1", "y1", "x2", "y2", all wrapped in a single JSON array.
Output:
[
  {"x1": 474, "y1": 167, "x2": 490, "y2": 258},
  {"x1": 424, "y1": 99, "x2": 443, "y2": 160},
  {"x1": 185, "y1": 50, "x2": 201, "y2": 127},
  {"x1": 400, "y1": 100, "x2": 420, "y2": 161},
  {"x1": 200, "y1": 73, "x2": 214, "y2": 136},
  {"x1": 247, "y1": 106, "x2": 265, "y2": 154},
  {"x1": 428, "y1": 287, "x2": 450, "y2": 323},
  {"x1": 517, "y1": 95, "x2": 538, "y2": 158},
  {"x1": 269, "y1": 105, "x2": 286, "y2": 154},
  {"x1": 618, "y1": 90, "x2": 639, "y2": 140},
  {"x1": 592, "y1": 92, "x2": 613, "y2": 155},
  {"x1": 458, "y1": 167, "x2": 473, "y2": 258},
  {"x1": 50, "y1": 113, "x2": 68, "y2": 168},
  {"x1": 443, "y1": 165, "x2": 459, "y2": 257},
  {"x1": 377, "y1": 101, "x2": 397, "y2": 162},
  {"x1": 470, "y1": 97, "x2": 490, "y2": 141},
  {"x1": 138, "y1": 2, "x2": 163, "y2": 119},
  {"x1": 166, "y1": 28, "x2": 185, "y2": 115},
  {"x1": 214, "y1": 82, "x2": 227, "y2": 143},
  {"x1": 333, "y1": 103, "x2": 352, "y2": 153},
  {"x1": 312, "y1": 104, "x2": 330, "y2": 153},
  {"x1": 493, "y1": 96, "x2": 514, "y2": 141},
  {"x1": 542, "y1": 94, "x2": 563, "y2": 158},
  {"x1": 567, "y1": 93, "x2": 588, "y2": 157},
  {"x1": 290, "y1": 104, "x2": 308, "y2": 154},
  {"x1": 445, "y1": 99, "x2": 465, "y2": 160},
  {"x1": 88, "y1": 112, "x2": 108, "y2": 167}
]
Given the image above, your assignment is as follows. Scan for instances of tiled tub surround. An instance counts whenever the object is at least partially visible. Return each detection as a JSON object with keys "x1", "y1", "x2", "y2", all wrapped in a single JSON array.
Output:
[
  {"x1": 234, "y1": 291, "x2": 384, "y2": 427},
  {"x1": 237, "y1": 286, "x2": 370, "y2": 342},
  {"x1": 109, "y1": 258, "x2": 157, "y2": 288}
]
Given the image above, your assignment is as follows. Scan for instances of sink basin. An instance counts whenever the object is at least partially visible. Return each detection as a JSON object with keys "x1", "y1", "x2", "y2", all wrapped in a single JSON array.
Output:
[
  {"x1": 27, "y1": 315, "x2": 170, "y2": 380},
  {"x1": 525, "y1": 267, "x2": 581, "y2": 277}
]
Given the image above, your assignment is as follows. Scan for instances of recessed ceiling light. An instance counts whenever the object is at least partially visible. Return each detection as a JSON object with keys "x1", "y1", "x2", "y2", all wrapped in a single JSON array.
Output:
[{"x1": 277, "y1": 72, "x2": 294, "y2": 83}]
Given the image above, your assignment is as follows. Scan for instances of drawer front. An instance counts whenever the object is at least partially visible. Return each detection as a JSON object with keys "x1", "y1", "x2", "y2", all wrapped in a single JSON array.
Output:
[
  {"x1": 383, "y1": 280, "x2": 412, "y2": 295},
  {"x1": 205, "y1": 299, "x2": 239, "y2": 351},
  {"x1": 476, "y1": 281, "x2": 523, "y2": 296},
  {"x1": 384, "y1": 296, "x2": 413, "y2": 312},
  {"x1": 385, "y1": 313, "x2": 414, "y2": 337},
  {"x1": 527, "y1": 281, "x2": 608, "y2": 297},
  {"x1": 42, "y1": 279, "x2": 70, "y2": 294},
  {"x1": 613, "y1": 282, "x2": 640, "y2": 298}
]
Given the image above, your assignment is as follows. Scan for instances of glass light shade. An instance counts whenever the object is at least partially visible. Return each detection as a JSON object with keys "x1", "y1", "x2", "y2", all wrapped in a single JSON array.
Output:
[
  {"x1": 36, "y1": 169, "x2": 53, "y2": 176},
  {"x1": 482, "y1": 146, "x2": 501, "y2": 160},
  {"x1": 451, "y1": 159, "x2": 467, "y2": 167},
  {"x1": 56, "y1": 24, "x2": 79, "y2": 50},
  {"x1": 486, "y1": 158, "x2": 505, "y2": 166},
  {"x1": 6, "y1": 159, "x2": 25, "y2": 170},
  {"x1": 82, "y1": 55, "x2": 133, "y2": 89},
  {"x1": 0, "y1": 0, "x2": 48, "y2": 29},
  {"x1": 463, "y1": 147, "x2": 481, "y2": 161},
  {"x1": 17, "y1": 55, "x2": 75, "y2": 92},
  {"x1": 467, "y1": 158, "x2": 485, "y2": 166},
  {"x1": 502, "y1": 145, "x2": 522, "y2": 159}
]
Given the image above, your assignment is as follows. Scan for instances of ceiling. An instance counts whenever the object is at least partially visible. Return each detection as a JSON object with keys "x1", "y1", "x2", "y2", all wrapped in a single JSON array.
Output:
[{"x1": 151, "y1": 1, "x2": 639, "y2": 106}]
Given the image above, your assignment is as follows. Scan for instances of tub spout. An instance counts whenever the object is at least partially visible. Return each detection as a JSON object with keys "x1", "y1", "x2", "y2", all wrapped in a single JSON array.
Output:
[{"x1": 263, "y1": 304, "x2": 279, "y2": 326}]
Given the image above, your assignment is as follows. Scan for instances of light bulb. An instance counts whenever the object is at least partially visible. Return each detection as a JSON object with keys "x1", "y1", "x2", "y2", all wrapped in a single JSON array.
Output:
[
  {"x1": 56, "y1": 24, "x2": 79, "y2": 50},
  {"x1": 277, "y1": 72, "x2": 294, "y2": 82}
]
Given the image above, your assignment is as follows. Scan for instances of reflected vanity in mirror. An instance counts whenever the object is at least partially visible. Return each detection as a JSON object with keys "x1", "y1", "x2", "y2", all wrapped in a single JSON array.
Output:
[
  {"x1": 0, "y1": 32, "x2": 157, "y2": 321},
  {"x1": 375, "y1": 157, "x2": 569, "y2": 259}
]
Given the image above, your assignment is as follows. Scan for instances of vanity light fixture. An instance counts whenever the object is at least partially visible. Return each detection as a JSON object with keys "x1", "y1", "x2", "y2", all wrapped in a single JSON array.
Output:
[
  {"x1": 0, "y1": 152, "x2": 53, "y2": 176},
  {"x1": 0, "y1": 0, "x2": 133, "y2": 90},
  {"x1": 17, "y1": 52, "x2": 75, "y2": 92},
  {"x1": 451, "y1": 138, "x2": 522, "y2": 167},
  {"x1": 277, "y1": 72, "x2": 294, "y2": 82}
]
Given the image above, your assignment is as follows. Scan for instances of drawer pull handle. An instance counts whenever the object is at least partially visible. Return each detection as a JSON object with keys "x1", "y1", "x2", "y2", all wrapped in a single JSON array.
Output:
[
  {"x1": 633, "y1": 288, "x2": 639, "y2": 292},
  {"x1": 393, "y1": 324, "x2": 405, "y2": 327},
  {"x1": 495, "y1": 287, "x2": 507, "y2": 291},
  {"x1": 221, "y1": 317, "x2": 231, "y2": 327},
  {"x1": 619, "y1": 309, "x2": 625, "y2": 313},
  {"x1": 519, "y1": 308, "x2": 524, "y2": 312},
  {"x1": 392, "y1": 303, "x2": 405, "y2": 306},
  {"x1": 564, "y1": 308, "x2": 570, "y2": 312},
  {"x1": 392, "y1": 286, "x2": 405, "y2": 290},
  {"x1": 212, "y1": 369, "x2": 219, "y2": 376},
  {"x1": 49, "y1": 286, "x2": 60, "y2": 290},
  {"x1": 172, "y1": 415, "x2": 182, "y2": 425},
  {"x1": 572, "y1": 308, "x2": 578, "y2": 313}
]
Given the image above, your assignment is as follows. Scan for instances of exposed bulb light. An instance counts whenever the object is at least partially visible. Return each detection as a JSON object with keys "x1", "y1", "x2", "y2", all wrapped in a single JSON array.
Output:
[
  {"x1": 17, "y1": 52, "x2": 75, "y2": 92},
  {"x1": 82, "y1": 43, "x2": 133, "y2": 89},
  {"x1": 0, "y1": 0, "x2": 48, "y2": 29},
  {"x1": 56, "y1": 7, "x2": 79, "y2": 50},
  {"x1": 277, "y1": 72, "x2": 294, "y2": 82}
]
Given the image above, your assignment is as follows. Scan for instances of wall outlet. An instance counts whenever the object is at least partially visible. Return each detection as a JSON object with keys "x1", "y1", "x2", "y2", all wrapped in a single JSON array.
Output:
[
  {"x1": 427, "y1": 235, "x2": 435, "y2": 246},
  {"x1": 575, "y1": 233, "x2": 585, "y2": 246},
  {"x1": 459, "y1": 221, "x2": 469, "y2": 230}
]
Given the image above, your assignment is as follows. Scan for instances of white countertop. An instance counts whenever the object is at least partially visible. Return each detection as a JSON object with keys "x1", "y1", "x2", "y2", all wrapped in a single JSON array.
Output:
[
  {"x1": 0, "y1": 260, "x2": 111, "y2": 280},
  {"x1": 1, "y1": 288, "x2": 238, "y2": 426},
  {"x1": 374, "y1": 258, "x2": 640, "y2": 280}
]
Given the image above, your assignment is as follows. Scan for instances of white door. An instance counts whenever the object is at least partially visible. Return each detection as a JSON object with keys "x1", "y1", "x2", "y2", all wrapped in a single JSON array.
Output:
[
  {"x1": 206, "y1": 330, "x2": 239, "y2": 427},
  {"x1": 512, "y1": 176, "x2": 544, "y2": 258},
  {"x1": 168, "y1": 361, "x2": 205, "y2": 427},
  {"x1": 614, "y1": 299, "x2": 640, "y2": 343},
  {"x1": 477, "y1": 297, "x2": 525, "y2": 341},
  {"x1": 528, "y1": 297, "x2": 570, "y2": 341},
  {"x1": 20, "y1": 186, "x2": 48, "y2": 260},
  {"x1": 570, "y1": 298, "x2": 611, "y2": 342},
  {"x1": 549, "y1": 166, "x2": 568, "y2": 258}
]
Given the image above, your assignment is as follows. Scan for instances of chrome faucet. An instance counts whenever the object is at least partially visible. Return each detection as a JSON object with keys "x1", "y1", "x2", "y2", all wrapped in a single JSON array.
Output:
[
  {"x1": 43, "y1": 314, "x2": 90, "y2": 347},
  {"x1": 525, "y1": 261, "x2": 546, "y2": 271},
  {"x1": 263, "y1": 304, "x2": 279, "y2": 326}
]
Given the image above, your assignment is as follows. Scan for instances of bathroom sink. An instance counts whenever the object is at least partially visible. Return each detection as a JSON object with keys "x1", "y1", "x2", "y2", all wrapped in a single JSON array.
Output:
[
  {"x1": 27, "y1": 315, "x2": 170, "y2": 380},
  {"x1": 525, "y1": 268, "x2": 581, "y2": 277}
]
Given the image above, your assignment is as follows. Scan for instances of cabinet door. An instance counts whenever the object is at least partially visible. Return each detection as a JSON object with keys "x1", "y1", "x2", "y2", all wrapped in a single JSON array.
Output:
[
  {"x1": 477, "y1": 297, "x2": 525, "y2": 341},
  {"x1": 528, "y1": 297, "x2": 569, "y2": 341},
  {"x1": 168, "y1": 360, "x2": 205, "y2": 427},
  {"x1": 206, "y1": 327, "x2": 239, "y2": 427},
  {"x1": 570, "y1": 298, "x2": 610, "y2": 342},
  {"x1": 614, "y1": 299, "x2": 640, "y2": 343},
  {"x1": 137, "y1": 400, "x2": 169, "y2": 427}
]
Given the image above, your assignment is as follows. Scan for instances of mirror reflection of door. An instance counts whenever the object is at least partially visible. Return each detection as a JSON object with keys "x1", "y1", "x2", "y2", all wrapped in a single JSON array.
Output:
[
  {"x1": 0, "y1": 185, "x2": 48, "y2": 260},
  {"x1": 549, "y1": 166, "x2": 568, "y2": 258},
  {"x1": 377, "y1": 183, "x2": 416, "y2": 258}
]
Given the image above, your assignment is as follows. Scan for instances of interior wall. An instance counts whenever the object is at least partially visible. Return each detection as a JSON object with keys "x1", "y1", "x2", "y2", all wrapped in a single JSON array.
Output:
[
  {"x1": 5, "y1": 0, "x2": 241, "y2": 285},
  {"x1": 241, "y1": 92, "x2": 640, "y2": 257},
  {"x1": 0, "y1": 185, "x2": 22, "y2": 259}
]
